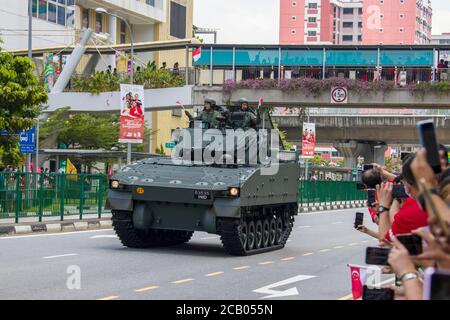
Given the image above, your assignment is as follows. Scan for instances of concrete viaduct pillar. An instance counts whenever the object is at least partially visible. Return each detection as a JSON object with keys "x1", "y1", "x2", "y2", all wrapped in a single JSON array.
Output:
[{"x1": 335, "y1": 141, "x2": 387, "y2": 180}]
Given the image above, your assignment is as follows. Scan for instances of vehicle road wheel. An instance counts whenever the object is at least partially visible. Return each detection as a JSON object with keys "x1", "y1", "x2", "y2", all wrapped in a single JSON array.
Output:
[
  {"x1": 254, "y1": 219, "x2": 263, "y2": 249},
  {"x1": 262, "y1": 219, "x2": 270, "y2": 248},
  {"x1": 247, "y1": 220, "x2": 256, "y2": 250},
  {"x1": 239, "y1": 221, "x2": 248, "y2": 250},
  {"x1": 269, "y1": 218, "x2": 277, "y2": 247},
  {"x1": 275, "y1": 216, "x2": 283, "y2": 245}
]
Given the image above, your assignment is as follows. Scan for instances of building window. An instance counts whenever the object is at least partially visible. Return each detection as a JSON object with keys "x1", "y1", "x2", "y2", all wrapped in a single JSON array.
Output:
[
  {"x1": 400, "y1": 28, "x2": 404, "y2": 32},
  {"x1": 31, "y1": 0, "x2": 75, "y2": 27},
  {"x1": 358, "y1": 35, "x2": 362, "y2": 41},
  {"x1": 380, "y1": 14, "x2": 384, "y2": 19},
  {"x1": 292, "y1": 16, "x2": 297, "y2": 21},
  {"x1": 95, "y1": 12, "x2": 103, "y2": 33},
  {"x1": 380, "y1": 28, "x2": 384, "y2": 32},
  {"x1": 146, "y1": 0, "x2": 155, "y2": 6},
  {"x1": 170, "y1": 1, "x2": 187, "y2": 39},
  {"x1": 291, "y1": 1, "x2": 297, "y2": 7},
  {"x1": 400, "y1": 13, "x2": 405, "y2": 19},
  {"x1": 120, "y1": 20, "x2": 127, "y2": 44},
  {"x1": 343, "y1": 35, "x2": 353, "y2": 41},
  {"x1": 291, "y1": 29, "x2": 296, "y2": 34},
  {"x1": 358, "y1": 8, "x2": 363, "y2": 15},
  {"x1": 343, "y1": 22, "x2": 353, "y2": 28},
  {"x1": 343, "y1": 8, "x2": 354, "y2": 14},
  {"x1": 308, "y1": 3, "x2": 317, "y2": 9},
  {"x1": 308, "y1": 31, "x2": 317, "y2": 36},
  {"x1": 308, "y1": 17, "x2": 316, "y2": 23},
  {"x1": 82, "y1": 8, "x2": 89, "y2": 29}
]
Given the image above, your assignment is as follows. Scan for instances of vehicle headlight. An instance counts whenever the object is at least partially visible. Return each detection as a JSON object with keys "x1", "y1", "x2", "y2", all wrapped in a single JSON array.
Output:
[
  {"x1": 228, "y1": 187, "x2": 240, "y2": 197},
  {"x1": 111, "y1": 180, "x2": 120, "y2": 189}
]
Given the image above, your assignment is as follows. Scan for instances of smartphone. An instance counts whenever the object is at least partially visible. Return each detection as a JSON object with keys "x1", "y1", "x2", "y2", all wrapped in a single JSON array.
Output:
[
  {"x1": 354, "y1": 212, "x2": 364, "y2": 229},
  {"x1": 417, "y1": 120, "x2": 442, "y2": 174},
  {"x1": 365, "y1": 247, "x2": 390, "y2": 266},
  {"x1": 367, "y1": 189, "x2": 376, "y2": 206},
  {"x1": 396, "y1": 234, "x2": 423, "y2": 256},
  {"x1": 363, "y1": 164, "x2": 374, "y2": 171},
  {"x1": 392, "y1": 184, "x2": 409, "y2": 199},
  {"x1": 401, "y1": 152, "x2": 412, "y2": 162},
  {"x1": 362, "y1": 286, "x2": 394, "y2": 300},
  {"x1": 356, "y1": 182, "x2": 367, "y2": 190},
  {"x1": 423, "y1": 268, "x2": 450, "y2": 300}
]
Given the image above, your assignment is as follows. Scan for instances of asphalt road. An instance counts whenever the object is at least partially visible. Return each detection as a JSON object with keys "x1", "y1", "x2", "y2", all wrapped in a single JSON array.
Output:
[{"x1": 0, "y1": 209, "x2": 391, "y2": 300}]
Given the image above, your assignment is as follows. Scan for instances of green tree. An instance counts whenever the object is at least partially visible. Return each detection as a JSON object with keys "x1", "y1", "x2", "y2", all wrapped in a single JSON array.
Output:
[
  {"x1": 0, "y1": 48, "x2": 47, "y2": 166},
  {"x1": 272, "y1": 122, "x2": 293, "y2": 150}
]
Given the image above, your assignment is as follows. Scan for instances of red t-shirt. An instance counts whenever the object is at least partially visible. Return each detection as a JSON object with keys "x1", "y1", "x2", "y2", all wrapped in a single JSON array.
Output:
[{"x1": 385, "y1": 197, "x2": 428, "y2": 241}]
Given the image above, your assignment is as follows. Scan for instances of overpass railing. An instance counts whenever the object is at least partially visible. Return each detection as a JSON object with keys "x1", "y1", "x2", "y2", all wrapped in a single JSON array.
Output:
[{"x1": 272, "y1": 107, "x2": 450, "y2": 116}]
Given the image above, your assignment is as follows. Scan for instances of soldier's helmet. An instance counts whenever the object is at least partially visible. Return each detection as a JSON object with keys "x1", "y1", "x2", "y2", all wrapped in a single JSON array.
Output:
[
  {"x1": 204, "y1": 98, "x2": 217, "y2": 107},
  {"x1": 238, "y1": 98, "x2": 248, "y2": 106}
]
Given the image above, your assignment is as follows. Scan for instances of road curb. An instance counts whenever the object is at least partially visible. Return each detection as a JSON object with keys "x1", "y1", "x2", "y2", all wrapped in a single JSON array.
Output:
[
  {"x1": 0, "y1": 219, "x2": 112, "y2": 237},
  {"x1": 299, "y1": 201, "x2": 366, "y2": 213}
]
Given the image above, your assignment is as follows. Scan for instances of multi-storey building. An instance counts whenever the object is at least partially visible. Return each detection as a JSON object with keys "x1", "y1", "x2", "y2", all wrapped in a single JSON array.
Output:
[
  {"x1": 362, "y1": 0, "x2": 432, "y2": 45},
  {"x1": 280, "y1": 0, "x2": 432, "y2": 45}
]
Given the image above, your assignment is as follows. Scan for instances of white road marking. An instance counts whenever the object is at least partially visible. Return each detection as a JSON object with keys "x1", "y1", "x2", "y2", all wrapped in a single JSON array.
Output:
[
  {"x1": 0, "y1": 229, "x2": 113, "y2": 240},
  {"x1": 331, "y1": 222, "x2": 344, "y2": 225},
  {"x1": 200, "y1": 236, "x2": 220, "y2": 240},
  {"x1": 297, "y1": 226, "x2": 312, "y2": 229},
  {"x1": 253, "y1": 274, "x2": 317, "y2": 299},
  {"x1": 43, "y1": 253, "x2": 78, "y2": 259},
  {"x1": 90, "y1": 235, "x2": 118, "y2": 239}
]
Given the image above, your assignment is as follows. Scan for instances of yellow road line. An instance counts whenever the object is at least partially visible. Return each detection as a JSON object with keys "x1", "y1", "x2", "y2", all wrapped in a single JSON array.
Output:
[
  {"x1": 134, "y1": 286, "x2": 160, "y2": 293},
  {"x1": 319, "y1": 249, "x2": 330, "y2": 253},
  {"x1": 206, "y1": 272, "x2": 224, "y2": 277},
  {"x1": 281, "y1": 257, "x2": 295, "y2": 261},
  {"x1": 303, "y1": 252, "x2": 314, "y2": 256},
  {"x1": 338, "y1": 293, "x2": 354, "y2": 300},
  {"x1": 334, "y1": 246, "x2": 344, "y2": 249},
  {"x1": 259, "y1": 261, "x2": 274, "y2": 265},
  {"x1": 233, "y1": 265, "x2": 251, "y2": 270},
  {"x1": 172, "y1": 278, "x2": 194, "y2": 284},
  {"x1": 97, "y1": 296, "x2": 119, "y2": 300}
]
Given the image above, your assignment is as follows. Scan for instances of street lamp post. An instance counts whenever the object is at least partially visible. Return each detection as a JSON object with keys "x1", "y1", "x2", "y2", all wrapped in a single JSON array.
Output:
[{"x1": 96, "y1": 8, "x2": 134, "y2": 165}]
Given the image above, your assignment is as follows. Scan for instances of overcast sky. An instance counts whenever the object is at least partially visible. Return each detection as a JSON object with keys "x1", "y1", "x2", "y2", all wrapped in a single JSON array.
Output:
[{"x1": 194, "y1": 0, "x2": 450, "y2": 44}]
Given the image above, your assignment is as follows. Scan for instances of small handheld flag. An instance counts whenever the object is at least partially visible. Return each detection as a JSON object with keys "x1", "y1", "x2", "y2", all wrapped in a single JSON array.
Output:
[
  {"x1": 193, "y1": 47, "x2": 202, "y2": 63},
  {"x1": 176, "y1": 100, "x2": 185, "y2": 110},
  {"x1": 258, "y1": 98, "x2": 264, "y2": 110}
]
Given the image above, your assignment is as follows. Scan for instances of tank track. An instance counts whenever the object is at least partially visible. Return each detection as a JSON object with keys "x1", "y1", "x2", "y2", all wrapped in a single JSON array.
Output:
[
  {"x1": 217, "y1": 207, "x2": 295, "y2": 256},
  {"x1": 111, "y1": 210, "x2": 193, "y2": 248}
]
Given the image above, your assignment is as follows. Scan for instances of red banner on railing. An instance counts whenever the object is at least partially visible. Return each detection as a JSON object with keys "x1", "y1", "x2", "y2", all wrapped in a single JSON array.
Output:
[{"x1": 302, "y1": 123, "x2": 316, "y2": 159}]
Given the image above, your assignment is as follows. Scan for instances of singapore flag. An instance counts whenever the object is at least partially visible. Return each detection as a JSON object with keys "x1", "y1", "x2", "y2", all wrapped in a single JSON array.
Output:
[
  {"x1": 193, "y1": 47, "x2": 202, "y2": 62},
  {"x1": 347, "y1": 264, "x2": 381, "y2": 300}
]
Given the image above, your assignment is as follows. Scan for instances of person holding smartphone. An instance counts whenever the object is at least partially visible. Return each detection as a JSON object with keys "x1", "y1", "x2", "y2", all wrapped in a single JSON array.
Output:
[{"x1": 377, "y1": 155, "x2": 429, "y2": 244}]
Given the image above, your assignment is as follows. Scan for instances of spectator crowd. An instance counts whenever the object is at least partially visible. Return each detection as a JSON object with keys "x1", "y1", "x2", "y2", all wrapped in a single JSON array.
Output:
[{"x1": 355, "y1": 139, "x2": 449, "y2": 300}]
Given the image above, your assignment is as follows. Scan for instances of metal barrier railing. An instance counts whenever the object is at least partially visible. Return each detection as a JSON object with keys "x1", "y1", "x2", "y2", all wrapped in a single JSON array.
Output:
[
  {"x1": 0, "y1": 172, "x2": 108, "y2": 223},
  {"x1": 0, "y1": 173, "x2": 365, "y2": 223},
  {"x1": 298, "y1": 180, "x2": 366, "y2": 206}
]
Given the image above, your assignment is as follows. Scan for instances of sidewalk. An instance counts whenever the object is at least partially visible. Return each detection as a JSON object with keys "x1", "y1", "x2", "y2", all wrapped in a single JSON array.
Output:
[
  {"x1": 299, "y1": 200, "x2": 366, "y2": 213},
  {"x1": 0, "y1": 213, "x2": 113, "y2": 237}
]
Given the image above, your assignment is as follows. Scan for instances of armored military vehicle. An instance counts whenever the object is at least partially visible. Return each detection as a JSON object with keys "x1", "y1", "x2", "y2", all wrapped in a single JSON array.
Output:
[{"x1": 106, "y1": 105, "x2": 300, "y2": 256}]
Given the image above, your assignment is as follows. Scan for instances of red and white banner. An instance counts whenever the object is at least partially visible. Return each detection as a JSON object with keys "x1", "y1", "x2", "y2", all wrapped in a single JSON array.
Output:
[
  {"x1": 193, "y1": 47, "x2": 202, "y2": 63},
  {"x1": 302, "y1": 123, "x2": 316, "y2": 159},
  {"x1": 119, "y1": 84, "x2": 145, "y2": 144}
]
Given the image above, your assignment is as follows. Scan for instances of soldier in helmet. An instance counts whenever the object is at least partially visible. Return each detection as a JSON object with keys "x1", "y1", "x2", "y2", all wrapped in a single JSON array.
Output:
[
  {"x1": 238, "y1": 98, "x2": 257, "y2": 130},
  {"x1": 185, "y1": 98, "x2": 223, "y2": 129}
]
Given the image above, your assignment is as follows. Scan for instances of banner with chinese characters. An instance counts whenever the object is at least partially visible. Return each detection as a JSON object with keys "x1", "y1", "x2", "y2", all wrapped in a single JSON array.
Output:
[
  {"x1": 119, "y1": 84, "x2": 145, "y2": 144},
  {"x1": 302, "y1": 123, "x2": 316, "y2": 159}
]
